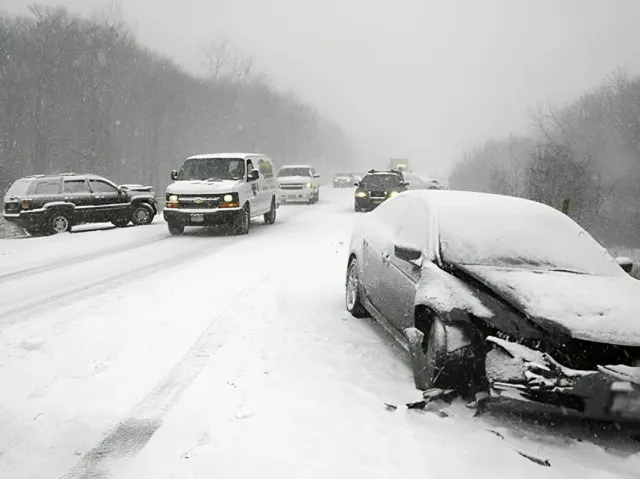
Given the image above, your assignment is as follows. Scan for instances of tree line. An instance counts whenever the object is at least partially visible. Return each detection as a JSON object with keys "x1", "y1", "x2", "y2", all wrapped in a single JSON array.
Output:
[
  {"x1": 0, "y1": 5, "x2": 352, "y2": 194},
  {"x1": 449, "y1": 71, "x2": 640, "y2": 247}
]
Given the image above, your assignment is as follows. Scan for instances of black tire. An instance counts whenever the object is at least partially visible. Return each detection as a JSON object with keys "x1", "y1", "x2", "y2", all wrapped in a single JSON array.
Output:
[
  {"x1": 168, "y1": 223, "x2": 184, "y2": 235},
  {"x1": 48, "y1": 211, "x2": 71, "y2": 235},
  {"x1": 345, "y1": 257, "x2": 369, "y2": 318},
  {"x1": 112, "y1": 217, "x2": 130, "y2": 227},
  {"x1": 131, "y1": 203, "x2": 154, "y2": 226},
  {"x1": 264, "y1": 198, "x2": 276, "y2": 225},
  {"x1": 235, "y1": 204, "x2": 250, "y2": 235}
]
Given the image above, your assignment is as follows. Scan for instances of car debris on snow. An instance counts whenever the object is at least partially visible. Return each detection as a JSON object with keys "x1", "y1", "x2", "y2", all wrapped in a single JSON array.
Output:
[{"x1": 517, "y1": 451, "x2": 551, "y2": 467}]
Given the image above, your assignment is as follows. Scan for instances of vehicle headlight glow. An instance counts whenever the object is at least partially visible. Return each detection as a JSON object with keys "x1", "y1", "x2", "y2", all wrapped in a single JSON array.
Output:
[
  {"x1": 168, "y1": 195, "x2": 178, "y2": 202},
  {"x1": 388, "y1": 191, "x2": 399, "y2": 197},
  {"x1": 306, "y1": 182, "x2": 313, "y2": 188},
  {"x1": 223, "y1": 194, "x2": 233, "y2": 202},
  {"x1": 355, "y1": 191, "x2": 367, "y2": 198}
]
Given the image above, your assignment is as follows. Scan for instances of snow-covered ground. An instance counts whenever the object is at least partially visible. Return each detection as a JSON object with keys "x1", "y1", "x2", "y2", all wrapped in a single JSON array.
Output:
[{"x1": 0, "y1": 187, "x2": 638, "y2": 479}]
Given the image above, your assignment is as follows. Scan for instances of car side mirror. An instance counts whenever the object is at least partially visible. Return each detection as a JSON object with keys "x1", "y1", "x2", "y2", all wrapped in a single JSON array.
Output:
[
  {"x1": 615, "y1": 256, "x2": 634, "y2": 274},
  {"x1": 170, "y1": 170, "x2": 178, "y2": 181},
  {"x1": 353, "y1": 182, "x2": 359, "y2": 187},
  {"x1": 394, "y1": 243, "x2": 423, "y2": 263},
  {"x1": 248, "y1": 169, "x2": 260, "y2": 181},
  {"x1": 117, "y1": 186, "x2": 126, "y2": 196},
  {"x1": 314, "y1": 174, "x2": 320, "y2": 178},
  {"x1": 402, "y1": 181, "x2": 410, "y2": 187}
]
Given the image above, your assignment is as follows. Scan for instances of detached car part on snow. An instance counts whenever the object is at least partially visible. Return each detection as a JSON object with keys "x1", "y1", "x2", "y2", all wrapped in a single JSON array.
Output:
[
  {"x1": 2, "y1": 173, "x2": 158, "y2": 235},
  {"x1": 346, "y1": 189, "x2": 640, "y2": 421}
]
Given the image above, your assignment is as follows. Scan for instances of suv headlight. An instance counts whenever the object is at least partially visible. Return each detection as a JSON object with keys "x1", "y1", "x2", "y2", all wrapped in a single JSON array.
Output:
[
  {"x1": 355, "y1": 191, "x2": 367, "y2": 198},
  {"x1": 223, "y1": 194, "x2": 233, "y2": 202},
  {"x1": 388, "y1": 191, "x2": 399, "y2": 198}
]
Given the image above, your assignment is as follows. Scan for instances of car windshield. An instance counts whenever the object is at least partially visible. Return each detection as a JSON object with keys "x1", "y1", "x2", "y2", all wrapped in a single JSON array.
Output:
[
  {"x1": 278, "y1": 167, "x2": 311, "y2": 177},
  {"x1": 360, "y1": 174, "x2": 400, "y2": 189},
  {"x1": 177, "y1": 158, "x2": 245, "y2": 181},
  {"x1": 5, "y1": 179, "x2": 31, "y2": 197},
  {"x1": 438, "y1": 193, "x2": 624, "y2": 276}
]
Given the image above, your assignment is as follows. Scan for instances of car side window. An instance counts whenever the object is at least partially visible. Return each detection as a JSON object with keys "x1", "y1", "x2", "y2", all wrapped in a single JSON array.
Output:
[
  {"x1": 89, "y1": 180, "x2": 118, "y2": 194},
  {"x1": 63, "y1": 179, "x2": 90, "y2": 194},
  {"x1": 395, "y1": 204, "x2": 428, "y2": 248},
  {"x1": 247, "y1": 160, "x2": 255, "y2": 179},
  {"x1": 34, "y1": 180, "x2": 61, "y2": 195}
]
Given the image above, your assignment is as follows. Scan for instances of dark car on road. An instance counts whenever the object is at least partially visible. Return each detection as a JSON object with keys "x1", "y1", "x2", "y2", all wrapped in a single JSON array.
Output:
[
  {"x1": 346, "y1": 189, "x2": 640, "y2": 421},
  {"x1": 353, "y1": 170, "x2": 408, "y2": 212},
  {"x1": 2, "y1": 173, "x2": 158, "y2": 235}
]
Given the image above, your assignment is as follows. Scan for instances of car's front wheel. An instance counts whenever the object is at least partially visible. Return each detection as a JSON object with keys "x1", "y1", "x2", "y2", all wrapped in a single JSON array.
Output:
[
  {"x1": 168, "y1": 223, "x2": 184, "y2": 235},
  {"x1": 345, "y1": 257, "x2": 368, "y2": 318},
  {"x1": 132, "y1": 203, "x2": 154, "y2": 226},
  {"x1": 264, "y1": 198, "x2": 276, "y2": 225},
  {"x1": 235, "y1": 204, "x2": 250, "y2": 235}
]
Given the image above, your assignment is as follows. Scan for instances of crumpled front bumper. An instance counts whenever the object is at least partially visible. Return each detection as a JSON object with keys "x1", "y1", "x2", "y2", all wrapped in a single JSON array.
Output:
[{"x1": 486, "y1": 336, "x2": 640, "y2": 421}]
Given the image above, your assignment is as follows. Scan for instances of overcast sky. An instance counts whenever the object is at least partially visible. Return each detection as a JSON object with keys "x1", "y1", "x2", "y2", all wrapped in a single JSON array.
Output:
[{"x1": 3, "y1": 0, "x2": 640, "y2": 175}]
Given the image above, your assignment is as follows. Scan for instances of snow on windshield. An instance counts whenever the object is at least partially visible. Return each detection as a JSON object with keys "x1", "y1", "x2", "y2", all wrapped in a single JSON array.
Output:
[
  {"x1": 5, "y1": 179, "x2": 31, "y2": 197},
  {"x1": 278, "y1": 167, "x2": 311, "y2": 177},
  {"x1": 178, "y1": 158, "x2": 245, "y2": 181},
  {"x1": 436, "y1": 192, "x2": 623, "y2": 276}
]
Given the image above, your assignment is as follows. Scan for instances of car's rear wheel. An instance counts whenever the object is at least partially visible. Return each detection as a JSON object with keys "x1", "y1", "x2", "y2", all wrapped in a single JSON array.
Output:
[
  {"x1": 168, "y1": 223, "x2": 184, "y2": 235},
  {"x1": 132, "y1": 203, "x2": 154, "y2": 226},
  {"x1": 264, "y1": 198, "x2": 276, "y2": 225},
  {"x1": 345, "y1": 257, "x2": 368, "y2": 318},
  {"x1": 48, "y1": 212, "x2": 71, "y2": 235}
]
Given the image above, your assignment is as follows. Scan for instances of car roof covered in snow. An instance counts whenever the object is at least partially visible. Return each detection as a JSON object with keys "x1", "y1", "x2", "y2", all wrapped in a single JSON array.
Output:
[{"x1": 185, "y1": 153, "x2": 266, "y2": 160}]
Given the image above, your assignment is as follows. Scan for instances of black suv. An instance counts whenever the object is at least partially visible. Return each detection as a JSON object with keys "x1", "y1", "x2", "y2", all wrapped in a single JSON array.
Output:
[
  {"x1": 354, "y1": 169, "x2": 408, "y2": 212},
  {"x1": 2, "y1": 173, "x2": 158, "y2": 235}
]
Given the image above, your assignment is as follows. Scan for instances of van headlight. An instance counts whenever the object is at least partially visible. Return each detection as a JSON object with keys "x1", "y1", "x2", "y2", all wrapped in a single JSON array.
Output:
[
  {"x1": 168, "y1": 194, "x2": 178, "y2": 202},
  {"x1": 223, "y1": 194, "x2": 233, "y2": 202}
]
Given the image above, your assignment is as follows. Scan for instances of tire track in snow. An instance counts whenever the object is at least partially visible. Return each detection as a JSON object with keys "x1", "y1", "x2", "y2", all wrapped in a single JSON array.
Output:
[
  {"x1": 0, "y1": 234, "x2": 170, "y2": 284},
  {"x1": 60, "y1": 257, "x2": 279, "y2": 478}
]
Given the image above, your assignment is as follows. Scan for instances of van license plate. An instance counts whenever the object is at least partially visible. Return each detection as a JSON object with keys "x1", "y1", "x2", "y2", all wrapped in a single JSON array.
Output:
[{"x1": 190, "y1": 214, "x2": 204, "y2": 223}]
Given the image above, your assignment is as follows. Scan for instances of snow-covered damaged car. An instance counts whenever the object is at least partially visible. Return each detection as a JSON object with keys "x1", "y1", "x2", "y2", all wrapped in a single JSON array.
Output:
[{"x1": 346, "y1": 190, "x2": 640, "y2": 420}]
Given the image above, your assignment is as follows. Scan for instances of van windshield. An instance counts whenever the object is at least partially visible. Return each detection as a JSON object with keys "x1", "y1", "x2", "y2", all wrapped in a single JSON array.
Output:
[{"x1": 177, "y1": 158, "x2": 246, "y2": 181}]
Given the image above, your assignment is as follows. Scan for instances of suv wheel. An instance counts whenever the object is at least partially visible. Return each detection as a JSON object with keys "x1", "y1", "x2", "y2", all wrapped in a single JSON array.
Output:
[
  {"x1": 235, "y1": 204, "x2": 250, "y2": 235},
  {"x1": 49, "y1": 212, "x2": 71, "y2": 234},
  {"x1": 264, "y1": 198, "x2": 276, "y2": 225},
  {"x1": 132, "y1": 204, "x2": 154, "y2": 226},
  {"x1": 168, "y1": 223, "x2": 184, "y2": 235}
]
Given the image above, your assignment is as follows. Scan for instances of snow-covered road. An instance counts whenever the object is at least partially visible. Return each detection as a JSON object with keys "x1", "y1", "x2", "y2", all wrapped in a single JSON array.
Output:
[{"x1": 0, "y1": 188, "x2": 639, "y2": 479}]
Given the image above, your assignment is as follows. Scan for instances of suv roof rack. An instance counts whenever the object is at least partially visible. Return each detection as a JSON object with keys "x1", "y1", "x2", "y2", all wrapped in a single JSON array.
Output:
[{"x1": 58, "y1": 172, "x2": 77, "y2": 176}]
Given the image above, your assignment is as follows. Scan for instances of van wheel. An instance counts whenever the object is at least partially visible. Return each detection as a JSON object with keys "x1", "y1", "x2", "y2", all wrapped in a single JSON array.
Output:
[
  {"x1": 264, "y1": 198, "x2": 276, "y2": 225},
  {"x1": 48, "y1": 211, "x2": 71, "y2": 234},
  {"x1": 235, "y1": 204, "x2": 250, "y2": 235},
  {"x1": 168, "y1": 223, "x2": 184, "y2": 235}
]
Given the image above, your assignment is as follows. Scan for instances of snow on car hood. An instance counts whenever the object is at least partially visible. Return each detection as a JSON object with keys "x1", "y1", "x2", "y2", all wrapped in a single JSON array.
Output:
[
  {"x1": 278, "y1": 176, "x2": 312, "y2": 185},
  {"x1": 166, "y1": 180, "x2": 242, "y2": 195},
  {"x1": 460, "y1": 265, "x2": 640, "y2": 347}
]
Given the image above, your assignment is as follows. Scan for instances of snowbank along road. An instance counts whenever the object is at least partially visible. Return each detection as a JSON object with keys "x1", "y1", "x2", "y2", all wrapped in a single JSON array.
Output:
[{"x1": 0, "y1": 187, "x2": 639, "y2": 479}]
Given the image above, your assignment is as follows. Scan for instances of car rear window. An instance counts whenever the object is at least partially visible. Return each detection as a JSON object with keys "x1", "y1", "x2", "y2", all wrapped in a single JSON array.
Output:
[
  {"x1": 5, "y1": 179, "x2": 31, "y2": 197},
  {"x1": 34, "y1": 180, "x2": 61, "y2": 195}
]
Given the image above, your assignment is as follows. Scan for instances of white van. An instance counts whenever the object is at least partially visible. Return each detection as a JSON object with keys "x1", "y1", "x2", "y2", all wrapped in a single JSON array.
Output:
[
  {"x1": 164, "y1": 153, "x2": 279, "y2": 235},
  {"x1": 277, "y1": 164, "x2": 321, "y2": 204}
]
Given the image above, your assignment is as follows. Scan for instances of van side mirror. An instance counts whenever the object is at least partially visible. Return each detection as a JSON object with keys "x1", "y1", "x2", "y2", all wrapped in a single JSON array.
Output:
[
  {"x1": 353, "y1": 182, "x2": 359, "y2": 187},
  {"x1": 249, "y1": 169, "x2": 260, "y2": 181},
  {"x1": 314, "y1": 174, "x2": 320, "y2": 178},
  {"x1": 394, "y1": 243, "x2": 423, "y2": 263},
  {"x1": 170, "y1": 170, "x2": 178, "y2": 181},
  {"x1": 616, "y1": 256, "x2": 634, "y2": 274}
]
